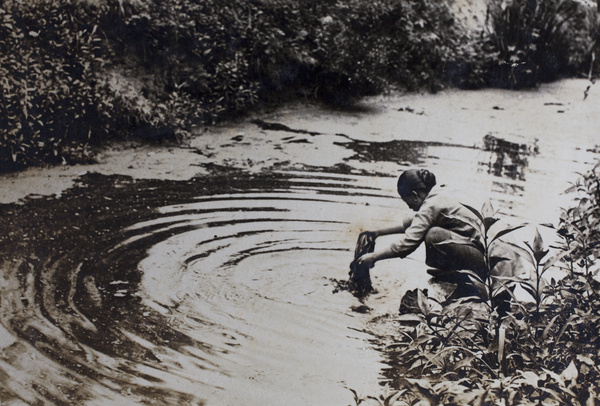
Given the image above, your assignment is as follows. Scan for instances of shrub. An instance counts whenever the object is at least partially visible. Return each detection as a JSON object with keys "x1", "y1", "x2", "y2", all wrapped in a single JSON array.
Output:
[
  {"x1": 559, "y1": 162, "x2": 600, "y2": 274},
  {"x1": 313, "y1": 0, "x2": 458, "y2": 99},
  {"x1": 101, "y1": 0, "x2": 459, "y2": 107},
  {"x1": 484, "y1": 0, "x2": 598, "y2": 88},
  {"x1": 0, "y1": 0, "x2": 109, "y2": 170}
]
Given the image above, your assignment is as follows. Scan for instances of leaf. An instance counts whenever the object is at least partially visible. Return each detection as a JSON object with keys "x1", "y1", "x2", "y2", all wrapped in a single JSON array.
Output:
[
  {"x1": 457, "y1": 269, "x2": 484, "y2": 284},
  {"x1": 489, "y1": 255, "x2": 509, "y2": 270},
  {"x1": 542, "y1": 248, "x2": 573, "y2": 272},
  {"x1": 481, "y1": 200, "x2": 497, "y2": 218},
  {"x1": 557, "y1": 314, "x2": 579, "y2": 341},
  {"x1": 490, "y1": 224, "x2": 525, "y2": 245},
  {"x1": 519, "y1": 370, "x2": 542, "y2": 388},
  {"x1": 542, "y1": 314, "x2": 561, "y2": 340},
  {"x1": 561, "y1": 360, "x2": 578, "y2": 385},
  {"x1": 461, "y1": 203, "x2": 485, "y2": 225},
  {"x1": 532, "y1": 228, "x2": 544, "y2": 252},
  {"x1": 464, "y1": 275, "x2": 487, "y2": 297},
  {"x1": 498, "y1": 323, "x2": 506, "y2": 367},
  {"x1": 523, "y1": 241, "x2": 539, "y2": 266},
  {"x1": 483, "y1": 217, "x2": 500, "y2": 231},
  {"x1": 504, "y1": 240, "x2": 534, "y2": 263},
  {"x1": 524, "y1": 232, "x2": 550, "y2": 263},
  {"x1": 383, "y1": 390, "x2": 405, "y2": 406},
  {"x1": 534, "y1": 248, "x2": 549, "y2": 263},
  {"x1": 417, "y1": 289, "x2": 430, "y2": 316},
  {"x1": 576, "y1": 354, "x2": 594, "y2": 366}
]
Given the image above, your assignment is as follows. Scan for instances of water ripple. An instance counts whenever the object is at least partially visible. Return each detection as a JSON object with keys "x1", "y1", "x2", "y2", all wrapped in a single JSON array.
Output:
[{"x1": 0, "y1": 171, "x2": 388, "y2": 405}]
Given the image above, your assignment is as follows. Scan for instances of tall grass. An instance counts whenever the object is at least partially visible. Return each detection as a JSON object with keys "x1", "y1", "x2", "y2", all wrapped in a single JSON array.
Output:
[{"x1": 484, "y1": 0, "x2": 598, "y2": 88}]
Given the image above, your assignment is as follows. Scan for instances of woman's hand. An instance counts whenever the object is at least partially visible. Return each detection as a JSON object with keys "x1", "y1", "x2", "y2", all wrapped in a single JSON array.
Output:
[
  {"x1": 358, "y1": 230, "x2": 377, "y2": 240},
  {"x1": 355, "y1": 252, "x2": 377, "y2": 268}
]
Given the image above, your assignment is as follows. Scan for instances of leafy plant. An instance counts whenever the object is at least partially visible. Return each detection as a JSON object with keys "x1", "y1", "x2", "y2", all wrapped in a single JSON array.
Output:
[
  {"x1": 484, "y1": 0, "x2": 597, "y2": 88},
  {"x1": 395, "y1": 295, "x2": 492, "y2": 377},
  {"x1": 390, "y1": 202, "x2": 526, "y2": 377},
  {"x1": 364, "y1": 166, "x2": 600, "y2": 405},
  {"x1": 2, "y1": 0, "x2": 470, "y2": 170},
  {"x1": 443, "y1": 201, "x2": 524, "y2": 317},
  {"x1": 519, "y1": 228, "x2": 572, "y2": 315},
  {"x1": 347, "y1": 384, "x2": 405, "y2": 406},
  {"x1": 559, "y1": 163, "x2": 600, "y2": 276},
  {"x1": 0, "y1": 0, "x2": 107, "y2": 169},
  {"x1": 3, "y1": 0, "x2": 600, "y2": 170}
]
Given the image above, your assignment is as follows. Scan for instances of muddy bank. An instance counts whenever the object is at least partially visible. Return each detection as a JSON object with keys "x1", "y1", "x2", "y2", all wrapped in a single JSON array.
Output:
[{"x1": 1, "y1": 79, "x2": 600, "y2": 405}]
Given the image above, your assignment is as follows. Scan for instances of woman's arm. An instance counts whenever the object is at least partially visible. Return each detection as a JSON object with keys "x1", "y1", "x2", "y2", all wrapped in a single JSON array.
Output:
[
  {"x1": 357, "y1": 197, "x2": 438, "y2": 267},
  {"x1": 372, "y1": 216, "x2": 413, "y2": 237}
]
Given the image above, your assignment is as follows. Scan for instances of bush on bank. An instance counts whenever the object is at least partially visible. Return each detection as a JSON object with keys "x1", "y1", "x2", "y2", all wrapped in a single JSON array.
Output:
[
  {"x1": 484, "y1": 0, "x2": 598, "y2": 88},
  {"x1": 0, "y1": 0, "x2": 598, "y2": 171}
]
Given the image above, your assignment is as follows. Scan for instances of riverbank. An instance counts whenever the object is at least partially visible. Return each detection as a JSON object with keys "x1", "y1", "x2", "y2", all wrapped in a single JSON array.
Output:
[
  {"x1": 1, "y1": 79, "x2": 600, "y2": 405},
  {"x1": 2, "y1": 79, "x2": 598, "y2": 218}
]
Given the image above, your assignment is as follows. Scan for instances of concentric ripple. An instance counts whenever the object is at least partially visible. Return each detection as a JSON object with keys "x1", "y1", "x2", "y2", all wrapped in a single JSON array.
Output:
[{"x1": 0, "y1": 171, "x2": 395, "y2": 405}]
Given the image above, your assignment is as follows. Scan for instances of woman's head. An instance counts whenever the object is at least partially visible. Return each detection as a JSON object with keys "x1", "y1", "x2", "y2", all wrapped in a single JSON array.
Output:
[{"x1": 397, "y1": 169, "x2": 436, "y2": 210}]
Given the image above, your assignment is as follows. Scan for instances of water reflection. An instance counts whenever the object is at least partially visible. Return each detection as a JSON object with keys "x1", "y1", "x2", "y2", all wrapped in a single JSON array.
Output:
[{"x1": 481, "y1": 133, "x2": 538, "y2": 180}]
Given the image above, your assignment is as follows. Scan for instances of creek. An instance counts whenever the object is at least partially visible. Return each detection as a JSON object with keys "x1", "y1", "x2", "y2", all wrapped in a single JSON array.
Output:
[{"x1": 0, "y1": 79, "x2": 599, "y2": 405}]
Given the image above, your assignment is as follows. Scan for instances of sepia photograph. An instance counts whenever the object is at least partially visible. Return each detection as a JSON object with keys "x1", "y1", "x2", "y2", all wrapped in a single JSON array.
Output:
[{"x1": 1, "y1": 0, "x2": 599, "y2": 404}]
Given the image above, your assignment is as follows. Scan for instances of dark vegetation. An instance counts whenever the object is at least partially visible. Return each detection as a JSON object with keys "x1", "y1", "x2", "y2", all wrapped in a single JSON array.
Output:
[
  {"x1": 1, "y1": 0, "x2": 599, "y2": 170},
  {"x1": 353, "y1": 164, "x2": 600, "y2": 405}
]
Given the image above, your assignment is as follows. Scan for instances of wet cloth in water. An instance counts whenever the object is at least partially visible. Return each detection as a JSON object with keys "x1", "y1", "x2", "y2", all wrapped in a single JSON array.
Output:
[{"x1": 348, "y1": 231, "x2": 376, "y2": 296}]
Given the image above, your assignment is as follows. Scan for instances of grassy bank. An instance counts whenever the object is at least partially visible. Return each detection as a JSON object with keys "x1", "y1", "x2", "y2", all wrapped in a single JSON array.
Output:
[{"x1": 0, "y1": 0, "x2": 598, "y2": 171}]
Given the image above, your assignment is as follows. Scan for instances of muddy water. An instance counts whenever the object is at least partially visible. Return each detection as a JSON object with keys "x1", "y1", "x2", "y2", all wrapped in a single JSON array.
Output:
[{"x1": 1, "y1": 80, "x2": 600, "y2": 405}]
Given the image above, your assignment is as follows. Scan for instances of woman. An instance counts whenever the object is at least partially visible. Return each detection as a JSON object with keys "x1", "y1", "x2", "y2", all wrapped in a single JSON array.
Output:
[
  {"x1": 355, "y1": 168, "x2": 486, "y2": 278},
  {"x1": 353, "y1": 168, "x2": 519, "y2": 307}
]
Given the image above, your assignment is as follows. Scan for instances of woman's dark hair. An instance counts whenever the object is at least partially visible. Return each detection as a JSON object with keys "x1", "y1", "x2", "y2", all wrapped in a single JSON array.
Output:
[{"x1": 397, "y1": 169, "x2": 437, "y2": 197}]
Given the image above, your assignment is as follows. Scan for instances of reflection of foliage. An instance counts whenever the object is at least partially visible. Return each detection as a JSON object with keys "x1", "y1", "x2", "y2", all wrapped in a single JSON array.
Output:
[
  {"x1": 352, "y1": 166, "x2": 600, "y2": 405},
  {"x1": 341, "y1": 139, "x2": 428, "y2": 166},
  {"x1": 482, "y1": 134, "x2": 533, "y2": 180}
]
